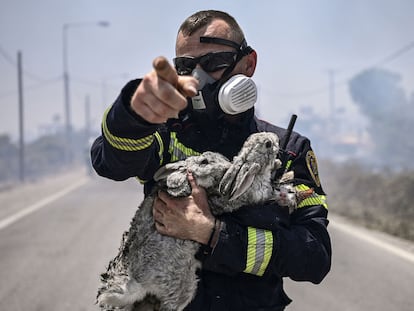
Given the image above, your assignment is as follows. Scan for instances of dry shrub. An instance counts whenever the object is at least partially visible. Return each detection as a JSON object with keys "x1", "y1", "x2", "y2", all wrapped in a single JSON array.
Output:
[{"x1": 319, "y1": 160, "x2": 414, "y2": 241}]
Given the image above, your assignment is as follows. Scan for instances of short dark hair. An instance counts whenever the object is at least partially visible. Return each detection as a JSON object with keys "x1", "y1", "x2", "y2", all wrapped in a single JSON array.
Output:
[{"x1": 178, "y1": 10, "x2": 245, "y2": 44}]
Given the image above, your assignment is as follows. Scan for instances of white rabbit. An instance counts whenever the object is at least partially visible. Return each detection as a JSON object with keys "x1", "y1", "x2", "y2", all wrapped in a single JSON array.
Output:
[{"x1": 97, "y1": 132, "x2": 310, "y2": 311}]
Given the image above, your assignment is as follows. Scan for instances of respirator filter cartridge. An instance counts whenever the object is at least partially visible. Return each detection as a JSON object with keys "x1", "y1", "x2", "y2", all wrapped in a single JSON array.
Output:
[{"x1": 218, "y1": 74, "x2": 257, "y2": 115}]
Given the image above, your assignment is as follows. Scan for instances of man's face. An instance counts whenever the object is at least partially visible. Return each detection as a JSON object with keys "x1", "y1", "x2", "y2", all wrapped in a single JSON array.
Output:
[{"x1": 175, "y1": 19, "x2": 246, "y2": 81}]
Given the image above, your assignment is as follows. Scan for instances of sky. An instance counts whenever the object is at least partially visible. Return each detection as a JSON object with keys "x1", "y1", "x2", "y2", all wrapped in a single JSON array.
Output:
[{"x1": 1, "y1": 0, "x2": 413, "y2": 151}]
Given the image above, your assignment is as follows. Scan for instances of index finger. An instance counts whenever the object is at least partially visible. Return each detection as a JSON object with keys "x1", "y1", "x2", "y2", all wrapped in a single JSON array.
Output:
[
  {"x1": 153, "y1": 56, "x2": 178, "y2": 87},
  {"x1": 153, "y1": 56, "x2": 198, "y2": 98}
]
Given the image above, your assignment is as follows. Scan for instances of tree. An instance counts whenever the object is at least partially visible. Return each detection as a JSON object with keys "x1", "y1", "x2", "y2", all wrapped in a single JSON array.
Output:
[{"x1": 0, "y1": 134, "x2": 18, "y2": 182}]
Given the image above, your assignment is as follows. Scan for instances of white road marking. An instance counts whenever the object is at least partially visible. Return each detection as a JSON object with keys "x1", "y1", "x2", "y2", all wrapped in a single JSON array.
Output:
[
  {"x1": 0, "y1": 177, "x2": 88, "y2": 231},
  {"x1": 330, "y1": 218, "x2": 414, "y2": 264},
  {"x1": 2, "y1": 179, "x2": 413, "y2": 266}
]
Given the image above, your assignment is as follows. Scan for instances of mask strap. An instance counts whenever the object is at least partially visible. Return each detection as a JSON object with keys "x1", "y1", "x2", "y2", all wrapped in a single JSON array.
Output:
[
  {"x1": 199, "y1": 36, "x2": 253, "y2": 55},
  {"x1": 199, "y1": 36, "x2": 254, "y2": 81}
]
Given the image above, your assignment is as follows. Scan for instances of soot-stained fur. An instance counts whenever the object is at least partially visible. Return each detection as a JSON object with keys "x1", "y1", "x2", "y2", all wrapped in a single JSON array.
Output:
[{"x1": 97, "y1": 132, "x2": 307, "y2": 311}]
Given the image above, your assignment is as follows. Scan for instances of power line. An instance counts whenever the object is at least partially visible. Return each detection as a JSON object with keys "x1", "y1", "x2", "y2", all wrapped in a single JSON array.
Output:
[
  {"x1": 0, "y1": 73, "x2": 123, "y2": 100},
  {"x1": 0, "y1": 76, "x2": 62, "y2": 100},
  {"x1": 268, "y1": 40, "x2": 414, "y2": 99},
  {"x1": 0, "y1": 44, "x2": 16, "y2": 66},
  {"x1": 0, "y1": 43, "x2": 58, "y2": 82},
  {"x1": 376, "y1": 40, "x2": 414, "y2": 67}
]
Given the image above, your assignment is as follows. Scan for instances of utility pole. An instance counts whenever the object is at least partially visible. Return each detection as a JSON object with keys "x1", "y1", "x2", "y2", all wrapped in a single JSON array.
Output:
[
  {"x1": 327, "y1": 69, "x2": 336, "y2": 156},
  {"x1": 62, "y1": 21, "x2": 110, "y2": 165},
  {"x1": 85, "y1": 94, "x2": 91, "y2": 140},
  {"x1": 17, "y1": 50, "x2": 25, "y2": 182},
  {"x1": 84, "y1": 95, "x2": 93, "y2": 176},
  {"x1": 62, "y1": 24, "x2": 72, "y2": 164},
  {"x1": 328, "y1": 69, "x2": 336, "y2": 129}
]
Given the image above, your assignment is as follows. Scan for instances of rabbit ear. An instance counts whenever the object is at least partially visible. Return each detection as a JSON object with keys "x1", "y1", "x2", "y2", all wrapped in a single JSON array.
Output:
[
  {"x1": 274, "y1": 159, "x2": 282, "y2": 170},
  {"x1": 222, "y1": 163, "x2": 260, "y2": 201},
  {"x1": 279, "y1": 170, "x2": 294, "y2": 184},
  {"x1": 229, "y1": 163, "x2": 261, "y2": 201},
  {"x1": 219, "y1": 161, "x2": 242, "y2": 196},
  {"x1": 153, "y1": 167, "x2": 168, "y2": 181},
  {"x1": 153, "y1": 162, "x2": 185, "y2": 181}
]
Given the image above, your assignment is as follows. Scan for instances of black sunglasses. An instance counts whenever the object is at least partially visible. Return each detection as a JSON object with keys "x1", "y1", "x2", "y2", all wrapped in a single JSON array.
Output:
[{"x1": 173, "y1": 51, "x2": 238, "y2": 76}]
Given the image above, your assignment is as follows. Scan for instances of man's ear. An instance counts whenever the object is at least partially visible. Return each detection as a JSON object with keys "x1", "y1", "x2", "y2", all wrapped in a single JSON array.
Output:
[{"x1": 245, "y1": 50, "x2": 257, "y2": 77}]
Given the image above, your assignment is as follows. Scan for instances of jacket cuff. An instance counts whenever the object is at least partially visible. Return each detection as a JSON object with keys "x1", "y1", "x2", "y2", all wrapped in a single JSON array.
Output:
[
  {"x1": 197, "y1": 218, "x2": 249, "y2": 276},
  {"x1": 105, "y1": 79, "x2": 159, "y2": 138}
]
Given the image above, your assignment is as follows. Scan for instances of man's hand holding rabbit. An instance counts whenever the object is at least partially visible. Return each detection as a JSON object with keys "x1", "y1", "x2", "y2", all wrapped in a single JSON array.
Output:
[{"x1": 153, "y1": 171, "x2": 216, "y2": 245}]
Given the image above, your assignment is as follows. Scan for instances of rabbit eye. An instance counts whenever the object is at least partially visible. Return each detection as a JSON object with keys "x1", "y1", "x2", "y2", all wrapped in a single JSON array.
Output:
[
  {"x1": 265, "y1": 140, "x2": 272, "y2": 148},
  {"x1": 200, "y1": 159, "x2": 209, "y2": 165}
]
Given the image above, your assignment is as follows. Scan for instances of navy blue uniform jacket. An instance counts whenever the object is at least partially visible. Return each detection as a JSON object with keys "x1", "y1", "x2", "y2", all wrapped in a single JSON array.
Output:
[{"x1": 91, "y1": 79, "x2": 332, "y2": 311}]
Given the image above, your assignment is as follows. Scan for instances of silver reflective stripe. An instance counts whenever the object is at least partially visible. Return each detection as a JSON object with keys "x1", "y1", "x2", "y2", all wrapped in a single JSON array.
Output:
[
  {"x1": 168, "y1": 132, "x2": 200, "y2": 161},
  {"x1": 244, "y1": 227, "x2": 273, "y2": 276}
]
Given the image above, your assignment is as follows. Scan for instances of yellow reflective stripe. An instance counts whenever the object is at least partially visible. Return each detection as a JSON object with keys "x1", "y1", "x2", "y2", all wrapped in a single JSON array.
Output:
[
  {"x1": 154, "y1": 131, "x2": 164, "y2": 165},
  {"x1": 285, "y1": 159, "x2": 292, "y2": 171},
  {"x1": 296, "y1": 184, "x2": 328, "y2": 209},
  {"x1": 244, "y1": 227, "x2": 273, "y2": 276},
  {"x1": 102, "y1": 108, "x2": 155, "y2": 151},
  {"x1": 244, "y1": 227, "x2": 256, "y2": 274},
  {"x1": 296, "y1": 184, "x2": 311, "y2": 191},
  {"x1": 134, "y1": 176, "x2": 146, "y2": 184},
  {"x1": 137, "y1": 131, "x2": 200, "y2": 184},
  {"x1": 168, "y1": 132, "x2": 200, "y2": 161}
]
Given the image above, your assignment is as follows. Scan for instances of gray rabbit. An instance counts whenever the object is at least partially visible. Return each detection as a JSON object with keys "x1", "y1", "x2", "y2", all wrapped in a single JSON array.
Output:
[
  {"x1": 97, "y1": 132, "x2": 307, "y2": 311},
  {"x1": 97, "y1": 151, "x2": 232, "y2": 311}
]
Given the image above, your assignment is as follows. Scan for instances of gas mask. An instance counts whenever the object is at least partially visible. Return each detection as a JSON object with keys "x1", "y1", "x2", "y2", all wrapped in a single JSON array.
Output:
[
  {"x1": 188, "y1": 68, "x2": 257, "y2": 159},
  {"x1": 174, "y1": 35, "x2": 256, "y2": 121},
  {"x1": 191, "y1": 68, "x2": 257, "y2": 118},
  {"x1": 174, "y1": 36, "x2": 256, "y2": 158}
]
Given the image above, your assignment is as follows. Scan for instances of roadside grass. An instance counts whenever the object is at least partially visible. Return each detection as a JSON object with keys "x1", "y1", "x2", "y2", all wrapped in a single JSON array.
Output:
[{"x1": 319, "y1": 160, "x2": 414, "y2": 242}]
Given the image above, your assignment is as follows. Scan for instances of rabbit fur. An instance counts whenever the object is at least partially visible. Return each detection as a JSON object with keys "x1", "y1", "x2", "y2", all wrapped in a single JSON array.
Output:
[{"x1": 97, "y1": 132, "x2": 307, "y2": 311}]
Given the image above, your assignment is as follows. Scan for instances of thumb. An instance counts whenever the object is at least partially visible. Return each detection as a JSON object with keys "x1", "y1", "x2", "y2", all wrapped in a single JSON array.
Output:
[
  {"x1": 187, "y1": 169, "x2": 197, "y2": 190},
  {"x1": 187, "y1": 170, "x2": 210, "y2": 216},
  {"x1": 187, "y1": 170, "x2": 205, "y2": 196}
]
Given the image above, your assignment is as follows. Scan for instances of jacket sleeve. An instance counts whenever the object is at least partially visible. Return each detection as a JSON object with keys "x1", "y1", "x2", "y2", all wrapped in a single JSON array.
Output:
[
  {"x1": 90, "y1": 79, "x2": 169, "y2": 182},
  {"x1": 199, "y1": 136, "x2": 332, "y2": 284}
]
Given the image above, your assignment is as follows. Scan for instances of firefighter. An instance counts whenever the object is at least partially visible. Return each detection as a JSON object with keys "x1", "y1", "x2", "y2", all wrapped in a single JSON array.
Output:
[{"x1": 91, "y1": 10, "x2": 331, "y2": 311}]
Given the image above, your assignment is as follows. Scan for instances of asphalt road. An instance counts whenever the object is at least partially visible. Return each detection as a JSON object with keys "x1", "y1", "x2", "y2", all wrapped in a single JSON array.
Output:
[{"x1": 0, "y1": 170, "x2": 413, "y2": 311}]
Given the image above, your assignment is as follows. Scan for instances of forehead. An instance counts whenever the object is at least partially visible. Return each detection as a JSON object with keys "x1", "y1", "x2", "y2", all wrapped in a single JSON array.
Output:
[{"x1": 176, "y1": 19, "x2": 234, "y2": 57}]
